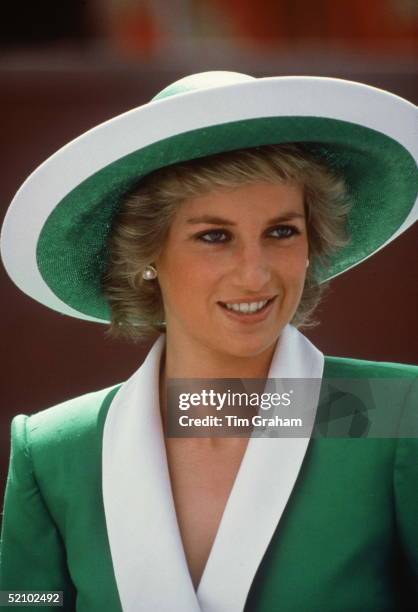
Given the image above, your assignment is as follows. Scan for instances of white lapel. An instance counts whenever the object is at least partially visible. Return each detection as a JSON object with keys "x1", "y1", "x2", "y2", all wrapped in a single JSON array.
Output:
[
  {"x1": 102, "y1": 335, "x2": 201, "y2": 612},
  {"x1": 196, "y1": 324, "x2": 324, "y2": 612},
  {"x1": 102, "y1": 325, "x2": 324, "y2": 612}
]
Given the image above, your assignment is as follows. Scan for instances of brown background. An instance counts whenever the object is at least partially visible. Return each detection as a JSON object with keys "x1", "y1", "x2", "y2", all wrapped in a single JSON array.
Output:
[{"x1": 1, "y1": 0, "x2": 417, "y2": 505}]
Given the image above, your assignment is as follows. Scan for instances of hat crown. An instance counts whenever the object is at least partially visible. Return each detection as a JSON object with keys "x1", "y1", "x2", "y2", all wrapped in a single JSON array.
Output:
[{"x1": 152, "y1": 70, "x2": 255, "y2": 101}]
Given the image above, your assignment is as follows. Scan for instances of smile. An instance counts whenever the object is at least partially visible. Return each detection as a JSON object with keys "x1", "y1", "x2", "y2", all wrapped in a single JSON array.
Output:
[{"x1": 218, "y1": 297, "x2": 276, "y2": 321}]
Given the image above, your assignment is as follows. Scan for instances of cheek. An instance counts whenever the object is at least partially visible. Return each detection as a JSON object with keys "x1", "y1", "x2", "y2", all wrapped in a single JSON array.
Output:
[
  {"x1": 287, "y1": 241, "x2": 309, "y2": 280},
  {"x1": 275, "y1": 252, "x2": 308, "y2": 285},
  {"x1": 159, "y1": 255, "x2": 218, "y2": 307}
]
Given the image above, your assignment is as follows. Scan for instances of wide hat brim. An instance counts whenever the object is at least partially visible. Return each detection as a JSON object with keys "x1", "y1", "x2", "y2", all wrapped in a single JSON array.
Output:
[{"x1": 1, "y1": 71, "x2": 417, "y2": 323}]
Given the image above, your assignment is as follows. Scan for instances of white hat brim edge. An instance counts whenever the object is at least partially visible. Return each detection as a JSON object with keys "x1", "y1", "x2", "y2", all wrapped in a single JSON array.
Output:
[{"x1": 1, "y1": 76, "x2": 417, "y2": 322}]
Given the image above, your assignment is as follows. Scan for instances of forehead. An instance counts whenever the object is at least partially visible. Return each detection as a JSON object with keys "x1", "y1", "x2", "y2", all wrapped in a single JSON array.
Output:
[{"x1": 176, "y1": 181, "x2": 305, "y2": 220}]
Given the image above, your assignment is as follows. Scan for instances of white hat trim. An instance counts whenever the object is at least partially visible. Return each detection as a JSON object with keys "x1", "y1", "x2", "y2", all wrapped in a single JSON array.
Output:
[{"x1": 1, "y1": 76, "x2": 417, "y2": 321}]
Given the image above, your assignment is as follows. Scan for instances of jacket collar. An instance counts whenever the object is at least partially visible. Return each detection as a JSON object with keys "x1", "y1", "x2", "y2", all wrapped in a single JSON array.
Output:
[{"x1": 102, "y1": 325, "x2": 324, "y2": 611}]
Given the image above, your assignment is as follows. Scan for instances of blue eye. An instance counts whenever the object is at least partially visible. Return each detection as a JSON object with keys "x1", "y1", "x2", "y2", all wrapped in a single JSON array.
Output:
[
  {"x1": 269, "y1": 225, "x2": 299, "y2": 239},
  {"x1": 197, "y1": 230, "x2": 229, "y2": 243}
]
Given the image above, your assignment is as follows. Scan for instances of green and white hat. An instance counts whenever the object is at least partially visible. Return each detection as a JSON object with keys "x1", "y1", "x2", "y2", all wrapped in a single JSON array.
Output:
[{"x1": 1, "y1": 71, "x2": 417, "y2": 323}]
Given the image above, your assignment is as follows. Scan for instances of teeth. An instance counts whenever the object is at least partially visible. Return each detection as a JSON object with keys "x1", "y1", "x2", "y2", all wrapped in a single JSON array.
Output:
[{"x1": 225, "y1": 300, "x2": 269, "y2": 313}]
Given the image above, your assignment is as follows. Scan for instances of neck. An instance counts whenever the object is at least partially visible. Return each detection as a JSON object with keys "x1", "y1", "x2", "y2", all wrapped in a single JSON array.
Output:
[
  {"x1": 162, "y1": 333, "x2": 278, "y2": 380},
  {"x1": 158, "y1": 334, "x2": 279, "y2": 436}
]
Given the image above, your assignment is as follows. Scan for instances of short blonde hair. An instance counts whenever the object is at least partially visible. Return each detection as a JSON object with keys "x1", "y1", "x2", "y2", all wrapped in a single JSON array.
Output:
[{"x1": 102, "y1": 144, "x2": 351, "y2": 341}]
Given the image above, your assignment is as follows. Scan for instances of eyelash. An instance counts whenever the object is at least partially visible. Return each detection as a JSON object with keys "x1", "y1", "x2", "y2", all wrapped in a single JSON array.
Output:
[{"x1": 195, "y1": 225, "x2": 301, "y2": 244}]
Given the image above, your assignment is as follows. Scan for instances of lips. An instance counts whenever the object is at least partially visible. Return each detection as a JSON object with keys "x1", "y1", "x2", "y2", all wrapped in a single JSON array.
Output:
[
  {"x1": 217, "y1": 297, "x2": 276, "y2": 323},
  {"x1": 219, "y1": 297, "x2": 274, "y2": 313}
]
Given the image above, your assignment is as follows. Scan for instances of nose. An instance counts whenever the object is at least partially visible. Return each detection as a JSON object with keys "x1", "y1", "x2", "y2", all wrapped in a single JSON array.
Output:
[{"x1": 230, "y1": 242, "x2": 272, "y2": 292}]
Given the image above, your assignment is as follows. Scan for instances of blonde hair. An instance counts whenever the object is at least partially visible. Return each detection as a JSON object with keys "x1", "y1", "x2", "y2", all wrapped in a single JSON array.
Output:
[{"x1": 102, "y1": 144, "x2": 351, "y2": 341}]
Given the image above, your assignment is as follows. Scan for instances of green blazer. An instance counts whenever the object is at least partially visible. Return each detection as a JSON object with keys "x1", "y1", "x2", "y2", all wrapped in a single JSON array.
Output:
[{"x1": 1, "y1": 351, "x2": 417, "y2": 611}]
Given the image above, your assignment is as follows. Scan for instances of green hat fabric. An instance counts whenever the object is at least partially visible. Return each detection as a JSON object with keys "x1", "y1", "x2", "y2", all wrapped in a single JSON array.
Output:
[{"x1": 1, "y1": 71, "x2": 417, "y2": 323}]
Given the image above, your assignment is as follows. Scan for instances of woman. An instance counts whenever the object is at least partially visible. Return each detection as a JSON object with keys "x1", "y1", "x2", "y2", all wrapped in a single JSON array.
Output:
[{"x1": 0, "y1": 71, "x2": 417, "y2": 611}]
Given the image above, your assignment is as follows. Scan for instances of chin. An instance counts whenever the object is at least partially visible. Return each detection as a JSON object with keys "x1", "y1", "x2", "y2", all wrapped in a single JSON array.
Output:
[{"x1": 215, "y1": 331, "x2": 281, "y2": 360}]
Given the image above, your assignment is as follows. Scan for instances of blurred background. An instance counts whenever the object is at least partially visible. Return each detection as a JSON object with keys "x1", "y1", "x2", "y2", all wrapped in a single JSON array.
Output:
[{"x1": 1, "y1": 0, "x2": 417, "y2": 495}]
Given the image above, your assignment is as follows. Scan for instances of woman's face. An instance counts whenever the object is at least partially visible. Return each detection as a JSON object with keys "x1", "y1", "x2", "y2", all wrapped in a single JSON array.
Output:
[{"x1": 155, "y1": 181, "x2": 308, "y2": 359}]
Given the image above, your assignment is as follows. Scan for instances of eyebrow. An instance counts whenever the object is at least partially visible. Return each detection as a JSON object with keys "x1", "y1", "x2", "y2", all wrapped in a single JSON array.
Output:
[{"x1": 186, "y1": 213, "x2": 305, "y2": 225}]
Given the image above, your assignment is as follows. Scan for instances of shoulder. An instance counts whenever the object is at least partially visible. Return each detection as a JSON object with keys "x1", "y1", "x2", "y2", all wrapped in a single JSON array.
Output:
[
  {"x1": 28, "y1": 383, "x2": 121, "y2": 437},
  {"x1": 10, "y1": 384, "x2": 122, "y2": 469},
  {"x1": 324, "y1": 355, "x2": 418, "y2": 378},
  {"x1": 318, "y1": 357, "x2": 417, "y2": 441}
]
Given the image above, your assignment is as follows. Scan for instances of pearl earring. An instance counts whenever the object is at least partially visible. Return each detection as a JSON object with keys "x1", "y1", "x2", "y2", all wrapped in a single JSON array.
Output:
[
  {"x1": 142, "y1": 264, "x2": 157, "y2": 280},
  {"x1": 306, "y1": 259, "x2": 310, "y2": 268}
]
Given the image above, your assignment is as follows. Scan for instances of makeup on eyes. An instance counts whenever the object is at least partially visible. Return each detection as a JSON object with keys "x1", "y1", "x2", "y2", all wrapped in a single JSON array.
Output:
[
  {"x1": 193, "y1": 224, "x2": 302, "y2": 244},
  {"x1": 185, "y1": 212, "x2": 305, "y2": 226}
]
